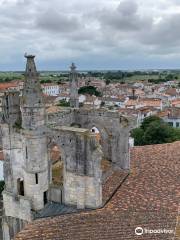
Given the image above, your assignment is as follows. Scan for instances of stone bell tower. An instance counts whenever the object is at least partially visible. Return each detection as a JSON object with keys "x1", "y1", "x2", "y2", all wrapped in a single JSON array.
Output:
[
  {"x1": 1, "y1": 55, "x2": 49, "y2": 240},
  {"x1": 69, "y1": 63, "x2": 79, "y2": 108},
  {"x1": 20, "y1": 54, "x2": 49, "y2": 210}
]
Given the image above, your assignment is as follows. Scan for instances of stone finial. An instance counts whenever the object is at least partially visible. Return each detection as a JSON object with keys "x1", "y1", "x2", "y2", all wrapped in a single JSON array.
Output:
[
  {"x1": 21, "y1": 54, "x2": 43, "y2": 108},
  {"x1": 70, "y1": 62, "x2": 76, "y2": 72},
  {"x1": 24, "y1": 54, "x2": 38, "y2": 78}
]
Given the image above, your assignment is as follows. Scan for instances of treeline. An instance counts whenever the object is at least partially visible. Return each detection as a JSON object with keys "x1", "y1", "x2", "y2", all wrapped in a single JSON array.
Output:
[
  {"x1": 78, "y1": 86, "x2": 102, "y2": 97},
  {"x1": 148, "y1": 74, "x2": 178, "y2": 84},
  {"x1": 88, "y1": 71, "x2": 133, "y2": 80},
  {"x1": 87, "y1": 71, "x2": 179, "y2": 83},
  {"x1": 0, "y1": 75, "x2": 23, "y2": 83}
]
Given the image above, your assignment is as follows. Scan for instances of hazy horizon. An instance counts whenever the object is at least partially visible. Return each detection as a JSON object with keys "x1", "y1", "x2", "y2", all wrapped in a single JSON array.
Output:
[{"x1": 1, "y1": 67, "x2": 180, "y2": 72}]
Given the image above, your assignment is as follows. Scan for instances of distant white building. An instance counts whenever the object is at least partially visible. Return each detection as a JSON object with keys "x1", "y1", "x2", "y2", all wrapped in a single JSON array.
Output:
[
  {"x1": 83, "y1": 95, "x2": 101, "y2": 109},
  {"x1": 41, "y1": 83, "x2": 60, "y2": 96},
  {"x1": 79, "y1": 94, "x2": 86, "y2": 103},
  {"x1": 162, "y1": 109, "x2": 180, "y2": 128}
]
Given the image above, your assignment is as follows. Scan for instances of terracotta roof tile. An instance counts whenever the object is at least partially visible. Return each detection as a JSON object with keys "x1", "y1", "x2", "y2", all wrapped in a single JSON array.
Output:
[
  {"x1": 0, "y1": 82, "x2": 19, "y2": 90},
  {"x1": 15, "y1": 141, "x2": 180, "y2": 240}
]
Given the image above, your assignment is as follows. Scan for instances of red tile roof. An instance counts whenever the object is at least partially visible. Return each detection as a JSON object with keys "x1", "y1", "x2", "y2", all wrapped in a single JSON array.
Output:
[
  {"x1": 0, "y1": 151, "x2": 4, "y2": 161},
  {"x1": 15, "y1": 141, "x2": 180, "y2": 240},
  {"x1": 171, "y1": 99, "x2": 180, "y2": 107},
  {"x1": 165, "y1": 88, "x2": 178, "y2": 96},
  {"x1": 0, "y1": 82, "x2": 19, "y2": 90}
]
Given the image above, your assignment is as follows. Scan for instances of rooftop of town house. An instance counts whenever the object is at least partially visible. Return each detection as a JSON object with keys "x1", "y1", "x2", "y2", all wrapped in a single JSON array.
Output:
[
  {"x1": 165, "y1": 88, "x2": 178, "y2": 96},
  {"x1": 103, "y1": 96, "x2": 127, "y2": 102},
  {"x1": 0, "y1": 82, "x2": 20, "y2": 91},
  {"x1": 125, "y1": 98, "x2": 162, "y2": 108},
  {"x1": 156, "y1": 110, "x2": 170, "y2": 118},
  {"x1": 140, "y1": 97, "x2": 162, "y2": 102},
  {"x1": 15, "y1": 141, "x2": 180, "y2": 240},
  {"x1": 141, "y1": 100, "x2": 162, "y2": 107},
  {"x1": 125, "y1": 99, "x2": 139, "y2": 106},
  {"x1": 171, "y1": 99, "x2": 180, "y2": 106},
  {"x1": 167, "y1": 108, "x2": 180, "y2": 119},
  {"x1": 136, "y1": 106, "x2": 155, "y2": 113}
]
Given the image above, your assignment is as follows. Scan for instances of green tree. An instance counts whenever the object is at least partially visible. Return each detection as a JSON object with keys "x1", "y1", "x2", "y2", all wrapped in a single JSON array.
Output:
[
  {"x1": 141, "y1": 116, "x2": 163, "y2": 130},
  {"x1": 143, "y1": 121, "x2": 174, "y2": 144},
  {"x1": 40, "y1": 79, "x2": 52, "y2": 84},
  {"x1": 78, "y1": 86, "x2": 102, "y2": 97},
  {"x1": 131, "y1": 116, "x2": 180, "y2": 146},
  {"x1": 131, "y1": 128, "x2": 144, "y2": 146},
  {"x1": 57, "y1": 100, "x2": 70, "y2": 107}
]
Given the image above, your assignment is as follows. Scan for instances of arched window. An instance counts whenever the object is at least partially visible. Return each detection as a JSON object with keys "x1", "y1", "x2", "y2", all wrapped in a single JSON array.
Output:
[{"x1": 50, "y1": 145, "x2": 63, "y2": 186}]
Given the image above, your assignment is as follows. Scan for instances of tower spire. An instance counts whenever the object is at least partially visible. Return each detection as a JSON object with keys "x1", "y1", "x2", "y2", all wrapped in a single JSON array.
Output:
[
  {"x1": 24, "y1": 54, "x2": 38, "y2": 78},
  {"x1": 70, "y1": 62, "x2": 76, "y2": 72},
  {"x1": 22, "y1": 54, "x2": 43, "y2": 107},
  {"x1": 21, "y1": 54, "x2": 45, "y2": 130},
  {"x1": 69, "y1": 63, "x2": 79, "y2": 108}
]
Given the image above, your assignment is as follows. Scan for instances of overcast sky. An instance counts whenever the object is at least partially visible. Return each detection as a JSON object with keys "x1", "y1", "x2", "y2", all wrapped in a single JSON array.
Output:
[{"x1": 1, "y1": 0, "x2": 180, "y2": 70}]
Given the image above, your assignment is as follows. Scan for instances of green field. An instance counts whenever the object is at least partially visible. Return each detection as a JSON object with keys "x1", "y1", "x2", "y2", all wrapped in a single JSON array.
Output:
[
  {"x1": 0, "y1": 72, "x2": 24, "y2": 82},
  {"x1": 123, "y1": 74, "x2": 159, "y2": 82},
  {"x1": 0, "y1": 72, "x2": 68, "y2": 84},
  {"x1": 0, "y1": 71, "x2": 179, "y2": 84}
]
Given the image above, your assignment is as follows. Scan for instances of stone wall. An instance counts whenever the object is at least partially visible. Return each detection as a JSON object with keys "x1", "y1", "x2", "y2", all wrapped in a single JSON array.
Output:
[
  {"x1": 49, "y1": 185, "x2": 62, "y2": 203},
  {"x1": 48, "y1": 126, "x2": 103, "y2": 209},
  {"x1": 47, "y1": 108, "x2": 134, "y2": 169},
  {"x1": 0, "y1": 54, "x2": 135, "y2": 240},
  {"x1": 47, "y1": 109, "x2": 75, "y2": 126},
  {"x1": 74, "y1": 109, "x2": 133, "y2": 169},
  {"x1": 1, "y1": 125, "x2": 24, "y2": 193},
  {"x1": 3, "y1": 191, "x2": 32, "y2": 221},
  {"x1": 63, "y1": 172, "x2": 102, "y2": 209},
  {"x1": 2, "y1": 216, "x2": 28, "y2": 240},
  {"x1": 1, "y1": 91, "x2": 21, "y2": 127}
]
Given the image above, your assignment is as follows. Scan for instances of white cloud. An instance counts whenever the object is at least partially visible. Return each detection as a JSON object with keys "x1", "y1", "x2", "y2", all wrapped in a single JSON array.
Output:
[{"x1": 0, "y1": 0, "x2": 180, "y2": 69}]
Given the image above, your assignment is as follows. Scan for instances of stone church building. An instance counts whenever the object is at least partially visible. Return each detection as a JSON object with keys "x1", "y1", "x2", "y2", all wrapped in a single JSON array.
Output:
[{"x1": 0, "y1": 55, "x2": 133, "y2": 240}]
